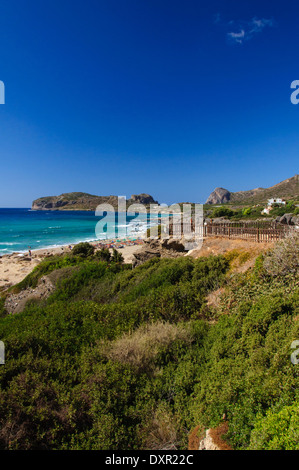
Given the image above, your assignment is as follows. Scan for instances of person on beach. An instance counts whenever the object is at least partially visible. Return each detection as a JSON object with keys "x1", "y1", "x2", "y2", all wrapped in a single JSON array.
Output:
[{"x1": 28, "y1": 247, "x2": 32, "y2": 257}]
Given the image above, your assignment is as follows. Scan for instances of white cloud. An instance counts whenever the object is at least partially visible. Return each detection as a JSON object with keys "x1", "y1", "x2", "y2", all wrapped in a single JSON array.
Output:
[
  {"x1": 249, "y1": 17, "x2": 274, "y2": 34},
  {"x1": 227, "y1": 30, "x2": 245, "y2": 44},
  {"x1": 222, "y1": 16, "x2": 275, "y2": 44}
]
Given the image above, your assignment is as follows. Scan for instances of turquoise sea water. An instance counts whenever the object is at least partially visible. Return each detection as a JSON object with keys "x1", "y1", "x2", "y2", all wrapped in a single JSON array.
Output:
[{"x1": 0, "y1": 208, "x2": 155, "y2": 255}]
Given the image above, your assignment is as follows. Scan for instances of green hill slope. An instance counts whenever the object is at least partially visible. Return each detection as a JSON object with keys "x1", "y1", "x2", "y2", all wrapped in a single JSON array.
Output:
[{"x1": 0, "y1": 237, "x2": 298, "y2": 450}]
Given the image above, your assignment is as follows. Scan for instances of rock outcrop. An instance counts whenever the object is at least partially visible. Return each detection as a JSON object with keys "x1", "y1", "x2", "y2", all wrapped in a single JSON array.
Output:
[
  {"x1": 130, "y1": 193, "x2": 158, "y2": 205},
  {"x1": 4, "y1": 276, "x2": 55, "y2": 314},
  {"x1": 198, "y1": 423, "x2": 232, "y2": 451},
  {"x1": 205, "y1": 188, "x2": 231, "y2": 205},
  {"x1": 132, "y1": 238, "x2": 186, "y2": 267},
  {"x1": 275, "y1": 214, "x2": 299, "y2": 226}
]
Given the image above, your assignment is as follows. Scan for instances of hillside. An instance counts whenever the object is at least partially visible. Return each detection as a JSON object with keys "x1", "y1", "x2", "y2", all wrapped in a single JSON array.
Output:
[
  {"x1": 32, "y1": 192, "x2": 158, "y2": 211},
  {"x1": 0, "y1": 236, "x2": 298, "y2": 450},
  {"x1": 206, "y1": 174, "x2": 298, "y2": 205}
]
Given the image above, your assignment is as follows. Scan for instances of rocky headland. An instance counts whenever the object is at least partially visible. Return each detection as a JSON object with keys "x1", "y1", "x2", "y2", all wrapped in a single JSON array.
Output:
[{"x1": 32, "y1": 192, "x2": 158, "y2": 211}]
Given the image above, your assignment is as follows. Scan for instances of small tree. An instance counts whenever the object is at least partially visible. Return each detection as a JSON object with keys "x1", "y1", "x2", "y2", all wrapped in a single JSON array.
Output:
[
  {"x1": 72, "y1": 242, "x2": 95, "y2": 258},
  {"x1": 111, "y1": 248, "x2": 124, "y2": 264},
  {"x1": 242, "y1": 207, "x2": 252, "y2": 217},
  {"x1": 96, "y1": 248, "x2": 111, "y2": 262}
]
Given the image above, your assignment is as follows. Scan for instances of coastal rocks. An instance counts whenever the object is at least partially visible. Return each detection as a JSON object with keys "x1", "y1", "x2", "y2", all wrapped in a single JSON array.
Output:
[
  {"x1": 132, "y1": 246, "x2": 161, "y2": 268},
  {"x1": 275, "y1": 213, "x2": 299, "y2": 226},
  {"x1": 132, "y1": 238, "x2": 186, "y2": 267},
  {"x1": 4, "y1": 276, "x2": 55, "y2": 315},
  {"x1": 161, "y1": 238, "x2": 186, "y2": 252}
]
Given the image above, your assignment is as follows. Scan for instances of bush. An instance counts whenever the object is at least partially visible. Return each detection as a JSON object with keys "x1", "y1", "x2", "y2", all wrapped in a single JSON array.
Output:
[
  {"x1": 263, "y1": 231, "x2": 299, "y2": 276},
  {"x1": 242, "y1": 207, "x2": 252, "y2": 216},
  {"x1": 249, "y1": 404, "x2": 299, "y2": 450},
  {"x1": 269, "y1": 207, "x2": 286, "y2": 217},
  {"x1": 111, "y1": 248, "x2": 124, "y2": 264},
  {"x1": 139, "y1": 403, "x2": 183, "y2": 450},
  {"x1": 95, "y1": 248, "x2": 111, "y2": 262},
  {"x1": 211, "y1": 207, "x2": 235, "y2": 219},
  {"x1": 0, "y1": 248, "x2": 298, "y2": 450},
  {"x1": 104, "y1": 322, "x2": 192, "y2": 370},
  {"x1": 72, "y1": 242, "x2": 95, "y2": 258}
]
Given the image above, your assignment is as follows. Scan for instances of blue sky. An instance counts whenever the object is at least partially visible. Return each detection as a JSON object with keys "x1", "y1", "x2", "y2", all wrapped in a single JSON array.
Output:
[{"x1": 0, "y1": 0, "x2": 298, "y2": 207}]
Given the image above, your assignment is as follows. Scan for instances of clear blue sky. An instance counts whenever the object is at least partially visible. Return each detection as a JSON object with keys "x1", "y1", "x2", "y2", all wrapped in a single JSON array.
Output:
[{"x1": 0, "y1": 0, "x2": 298, "y2": 207}]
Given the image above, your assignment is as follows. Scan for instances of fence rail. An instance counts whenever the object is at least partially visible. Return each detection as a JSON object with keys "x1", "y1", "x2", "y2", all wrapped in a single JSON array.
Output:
[
  {"x1": 203, "y1": 224, "x2": 293, "y2": 242},
  {"x1": 170, "y1": 221, "x2": 295, "y2": 243}
]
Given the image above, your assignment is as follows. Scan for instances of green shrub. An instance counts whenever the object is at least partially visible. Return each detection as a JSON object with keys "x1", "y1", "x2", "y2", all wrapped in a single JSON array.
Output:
[
  {"x1": 95, "y1": 247, "x2": 111, "y2": 262},
  {"x1": 211, "y1": 207, "x2": 235, "y2": 219},
  {"x1": 0, "y1": 247, "x2": 298, "y2": 450},
  {"x1": 111, "y1": 248, "x2": 124, "y2": 264},
  {"x1": 269, "y1": 207, "x2": 286, "y2": 217},
  {"x1": 11, "y1": 255, "x2": 81, "y2": 293},
  {"x1": 242, "y1": 207, "x2": 252, "y2": 216},
  {"x1": 72, "y1": 242, "x2": 95, "y2": 258},
  {"x1": 249, "y1": 404, "x2": 299, "y2": 450}
]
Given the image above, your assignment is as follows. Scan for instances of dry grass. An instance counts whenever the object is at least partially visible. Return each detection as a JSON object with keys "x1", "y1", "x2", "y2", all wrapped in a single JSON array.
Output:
[
  {"x1": 263, "y1": 231, "x2": 299, "y2": 276},
  {"x1": 140, "y1": 405, "x2": 183, "y2": 450},
  {"x1": 206, "y1": 287, "x2": 225, "y2": 310},
  {"x1": 190, "y1": 237, "x2": 273, "y2": 261},
  {"x1": 104, "y1": 322, "x2": 192, "y2": 369}
]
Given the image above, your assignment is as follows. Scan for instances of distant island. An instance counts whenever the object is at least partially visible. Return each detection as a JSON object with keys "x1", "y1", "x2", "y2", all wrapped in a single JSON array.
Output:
[
  {"x1": 205, "y1": 174, "x2": 298, "y2": 205},
  {"x1": 32, "y1": 192, "x2": 158, "y2": 211}
]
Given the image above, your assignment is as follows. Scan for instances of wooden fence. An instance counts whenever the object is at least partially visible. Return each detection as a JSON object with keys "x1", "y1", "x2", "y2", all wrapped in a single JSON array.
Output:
[
  {"x1": 170, "y1": 221, "x2": 295, "y2": 243},
  {"x1": 203, "y1": 223, "x2": 293, "y2": 243}
]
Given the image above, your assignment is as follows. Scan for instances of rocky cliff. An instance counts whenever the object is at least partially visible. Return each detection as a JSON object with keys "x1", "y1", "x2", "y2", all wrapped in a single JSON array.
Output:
[
  {"x1": 205, "y1": 188, "x2": 231, "y2": 205},
  {"x1": 32, "y1": 192, "x2": 158, "y2": 211}
]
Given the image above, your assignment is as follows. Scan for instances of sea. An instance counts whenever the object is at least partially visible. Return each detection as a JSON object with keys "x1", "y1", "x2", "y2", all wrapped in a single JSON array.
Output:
[{"x1": 0, "y1": 208, "x2": 159, "y2": 255}]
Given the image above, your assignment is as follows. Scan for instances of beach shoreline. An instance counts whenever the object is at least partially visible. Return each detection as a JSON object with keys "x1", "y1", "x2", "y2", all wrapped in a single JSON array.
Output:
[{"x1": 0, "y1": 237, "x2": 145, "y2": 290}]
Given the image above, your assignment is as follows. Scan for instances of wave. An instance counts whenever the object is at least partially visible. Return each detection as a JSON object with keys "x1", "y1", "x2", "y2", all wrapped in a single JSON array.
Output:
[{"x1": 0, "y1": 242, "x2": 22, "y2": 246}]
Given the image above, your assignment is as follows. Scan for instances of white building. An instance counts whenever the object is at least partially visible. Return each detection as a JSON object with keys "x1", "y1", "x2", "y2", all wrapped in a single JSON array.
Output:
[
  {"x1": 267, "y1": 198, "x2": 286, "y2": 206},
  {"x1": 262, "y1": 207, "x2": 271, "y2": 215},
  {"x1": 261, "y1": 198, "x2": 286, "y2": 215}
]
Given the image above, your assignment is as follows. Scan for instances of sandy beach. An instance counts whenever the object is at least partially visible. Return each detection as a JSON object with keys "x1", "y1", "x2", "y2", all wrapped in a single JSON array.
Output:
[{"x1": 0, "y1": 239, "x2": 144, "y2": 290}]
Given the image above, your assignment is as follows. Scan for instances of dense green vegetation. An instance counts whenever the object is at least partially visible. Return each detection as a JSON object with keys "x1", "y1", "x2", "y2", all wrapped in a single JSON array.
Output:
[
  {"x1": 208, "y1": 199, "x2": 299, "y2": 221},
  {"x1": 0, "y1": 239, "x2": 298, "y2": 450}
]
